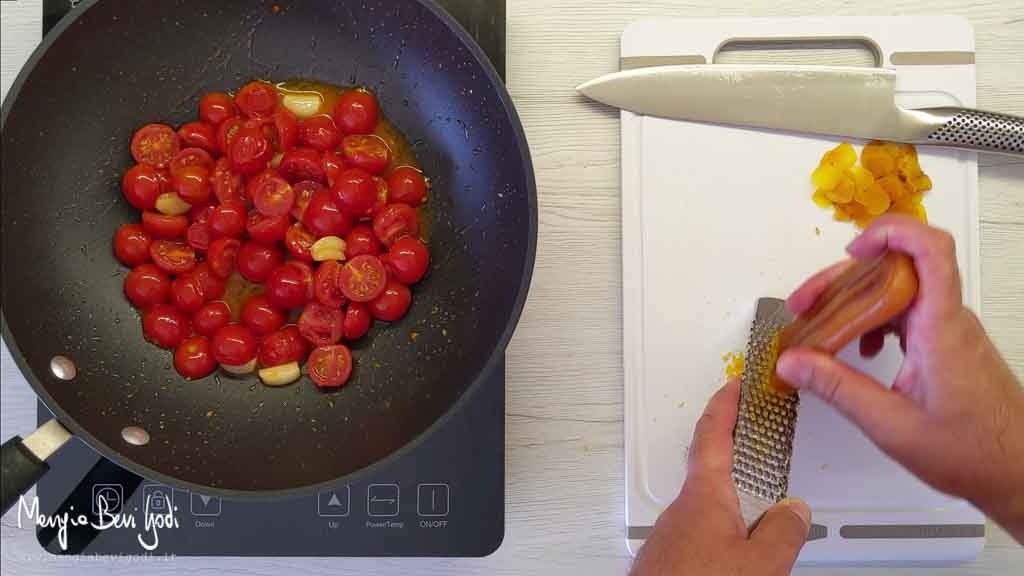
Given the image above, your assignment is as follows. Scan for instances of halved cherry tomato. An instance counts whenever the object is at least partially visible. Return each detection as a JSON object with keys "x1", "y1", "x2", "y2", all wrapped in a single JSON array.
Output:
[
  {"x1": 207, "y1": 237, "x2": 241, "y2": 279},
  {"x1": 208, "y1": 202, "x2": 247, "y2": 238},
  {"x1": 299, "y1": 115, "x2": 341, "y2": 151},
  {"x1": 211, "y1": 157, "x2": 246, "y2": 205},
  {"x1": 290, "y1": 180, "x2": 324, "y2": 221},
  {"x1": 193, "y1": 262, "x2": 226, "y2": 300},
  {"x1": 169, "y1": 147, "x2": 214, "y2": 177},
  {"x1": 322, "y1": 150, "x2": 345, "y2": 187},
  {"x1": 258, "y1": 325, "x2": 309, "y2": 367},
  {"x1": 155, "y1": 169, "x2": 173, "y2": 194},
  {"x1": 172, "y1": 165, "x2": 211, "y2": 205},
  {"x1": 264, "y1": 262, "x2": 313, "y2": 309},
  {"x1": 333, "y1": 167, "x2": 377, "y2": 217},
  {"x1": 229, "y1": 124, "x2": 273, "y2": 175},
  {"x1": 307, "y1": 345, "x2": 353, "y2": 388},
  {"x1": 273, "y1": 107, "x2": 299, "y2": 151},
  {"x1": 142, "y1": 211, "x2": 189, "y2": 239},
  {"x1": 150, "y1": 240, "x2": 197, "y2": 275},
  {"x1": 200, "y1": 91, "x2": 238, "y2": 126},
  {"x1": 189, "y1": 203, "x2": 214, "y2": 224},
  {"x1": 343, "y1": 302, "x2": 373, "y2": 340},
  {"x1": 237, "y1": 241, "x2": 283, "y2": 282},
  {"x1": 302, "y1": 191, "x2": 352, "y2": 237},
  {"x1": 314, "y1": 260, "x2": 348, "y2": 308},
  {"x1": 216, "y1": 116, "x2": 245, "y2": 156},
  {"x1": 123, "y1": 164, "x2": 163, "y2": 210},
  {"x1": 177, "y1": 122, "x2": 217, "y2": 153},
  {"x1": 241, "y1": 294, "x2": 287, "y2": 336},
  {"x1": 174, "y1": 336, "x2": 218, "y2": 379},
  {"x1": 193, "y1": 301, "x2": 232, "y2": 337},
  {"x1": 345, "y1": 225, "x2": 382, "y2": 258},
  {"x1": 235, "y1": 81, "x2": 279, "y2": 118},
  {"x1": 113, "y1": 223, "x2": 152, "y2": 266},
  {"x1": 279, "y1": 147, "x2": 326, "y2": 183},
  {"x1": 341, "y1": 134, "x2": 391, "y2": 174},
  {"x1": 186, "y1": 221, "x2": 212, "y2": 251},
  {"x1": 131, "y1": 123, "x2": 180, "y2": 169},
  {"x1": 384, "y1": 236, "x2": 430, "y2": 284},
  {"x1": 284, "y1": 222, "x2": 317, "y2": 261},
  {"x1": 298, "y1": 302, "x2": 344, "y2": 346},
  {"x1": 171, "y1": 272, "x2": 206, "y2": 314},
  {"x1": 387, "y1": 166, "x2": 427, "y2": 206},
  {"x1": 371, "y1": 176, "x2": 389, "y2": 217},
  {"x1": 212, "y1": 323, "x2": 258, "y2": 365},
  {"x1": 248, "y1": 170, "x2": 295, "y2": 216},
  {"x1": 246, "y1": 211, "x2": 290, "y2": 244},
  {"x1": 124, "y1": 263, "x2": 171, "y2": 309},
  {"x1": 143, "y1": 304, "x2": 190, "y2": 349},
  {"x1": 334, "y1": 90, "x2": 379, "y2": 135},
  {"x1": 337, "y1": 254, "x2": 387, "y2": 302},
  {"x1": 372, "y1": 203, "x2": 419, "y2": 246},
  {"x1": 369, "y1": 279, "x2": 412, "y2": 321}
]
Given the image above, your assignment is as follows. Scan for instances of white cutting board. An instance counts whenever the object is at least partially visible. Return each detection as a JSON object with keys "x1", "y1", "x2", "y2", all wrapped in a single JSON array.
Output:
[{"x1": 622, "y1": 17, "x2": 984, "y2": 564}]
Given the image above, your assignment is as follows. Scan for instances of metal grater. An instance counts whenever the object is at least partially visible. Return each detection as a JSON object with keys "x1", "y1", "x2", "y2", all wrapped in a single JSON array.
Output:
[{"x1": 733, "y1": 297, "x2": 799, "y2": 527}]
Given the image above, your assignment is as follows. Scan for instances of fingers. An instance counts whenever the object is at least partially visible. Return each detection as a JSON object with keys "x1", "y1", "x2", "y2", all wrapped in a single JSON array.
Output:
[
  {"x1": 776, "y1": 348, "x2": 924, "y2": 455},
  {"x1": 748, "y1": 498, "x2": 811, "y2": 573},
  {"x1": 786, "y1": 259, "x2": 853, "y2": 316},
  {"x1": 846, "y1": 215, "x2": 962, "y2": 318},
  {"x1": 687, "y1": 379, "x2": 740, "y2": 481}
]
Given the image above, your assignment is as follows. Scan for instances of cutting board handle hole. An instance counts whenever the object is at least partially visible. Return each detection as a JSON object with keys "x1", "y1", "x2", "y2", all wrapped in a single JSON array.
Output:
[{"x1": 714, "y1": 39, "x2": 880, "y2": 67}]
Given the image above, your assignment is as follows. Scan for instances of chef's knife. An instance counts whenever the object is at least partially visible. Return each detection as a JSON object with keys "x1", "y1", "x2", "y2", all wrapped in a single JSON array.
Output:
[{"x1": 577, "y1": 65, "x2": 1023, "y2": 156}]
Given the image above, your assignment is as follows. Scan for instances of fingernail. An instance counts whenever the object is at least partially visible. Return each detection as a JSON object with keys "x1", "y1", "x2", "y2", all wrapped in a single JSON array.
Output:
[
  {"x1": 779, "y1": 497, "x2": 812, "y2": 530},
  {"x1": 775, "y1": 353, "x2": 807, "y2": 387}
]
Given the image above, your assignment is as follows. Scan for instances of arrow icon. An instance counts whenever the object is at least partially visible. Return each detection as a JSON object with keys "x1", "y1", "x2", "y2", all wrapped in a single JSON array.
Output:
[
  {"x1": 328, "y1": 494, "x2": 342, "y2": 507},
  {"x1": 200, "y1": 495, "x2": 211, "y2": 506}
]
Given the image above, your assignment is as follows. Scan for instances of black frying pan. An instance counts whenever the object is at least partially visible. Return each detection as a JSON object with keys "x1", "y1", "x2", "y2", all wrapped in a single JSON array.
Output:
[{"x1": 0, "y1": 0, "x2": 535, "y2": 512}]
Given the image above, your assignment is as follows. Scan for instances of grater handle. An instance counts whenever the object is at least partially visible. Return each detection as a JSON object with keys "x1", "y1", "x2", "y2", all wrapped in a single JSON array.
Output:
[{"x1": 912, "y1": 107, "x2": 1024, "y2": 156}]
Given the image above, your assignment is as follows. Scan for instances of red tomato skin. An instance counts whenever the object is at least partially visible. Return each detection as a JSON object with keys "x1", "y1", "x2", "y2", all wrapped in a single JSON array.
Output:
[
  {"x1": 178, "y1": 122, "x2": 217, "y2": 153},
  {"x1": 299, "y1": 116, "x2": 341, "y2": 151},
  {"x1": 279, "y1": 147, "x2": 326, "y2": 183},
  {"x1": 200, "y1": 92, "x2": 238, "y2": 126},
  {"x1": 284, "y1": 222, "x2": 317, "y2": 261},
  {"x1": 174, "y1": 336, "x2": 218, "y2": 379},
  {"x1": 216, "y1": 116, "x2": 245, "y2": 157},
  {"x1": 186, "y1": 221, "x2": 212, "y2": 252},
  {"x1": 142, "y1": 304, "x2": 190, "y2": 349},
  {"x1": 387, "y1": 166, "x2": 427, "y2": 206},
  {"x1": 149, "y1": 240, "x2": 197, "y2": 275},
  {"x1": 344, "y1": 225, "x2": 382, "y2": 258},
  {"x1": 193, "y1": 262, "x2": 226, "y2": 300},
  {"x1": 246, "y1": 211, "x2": 290, "y2": 244},
  {"x1": 241, "y1": 294, "x2": 287, "y2": 336},
  {"x1": 131, "y1": 123, "x2": 180, "y2": 169},
  {"x1": 172, "y1": 165, "x2": 211, "y2": 205},
  {"x1": 273, "y1": 108, "x2": 299, "y2": 151},
  {"x1": 258, "y1": 325, "x2": 309, "y2": 367},
  {"x1": 229, "y1": 125, "x2": 273, "y2": 175},
  {"x1": 235, "y1": 81, "x2": 279, "y2": 118},
  {"x1": 314, "y1": 260, "x2": 348, "y2": 308},
  {"x1": 369, "y1": 280, "x2": 412, "y2": 321},
  {"x1": 142, "y1": 211, "x2": 189, "y2": 239},
  {"x1": 343, "y1": 302, "x2": 373, "y2": 340},
  {"x1": 264, "y1": 263, "x2": 312, "y2": 310},
  {"x1": 334, "y1": 90, "x2": 379, "y2": 134},
  {"x1": 248, "y1": 170, "x2": 295, "y2": 216},
  {"x1": 322, "y1": 150, "x2": 345, "y2": 187},
  {"x1": 212, "y1": 323, "x2": 258, "y2": 365},
  {"x1": 302, "y1": 192, "x2": 352, "y2": 238},
  {"x1": 193, "y1": 301, "x2": 231, "y2": 337},
  {"x1": 208, "y1": 202, "x2": 248, "y2": 238},
  {"x1": 290, "y1": 180, "x2": 324, "y2": 221},
  {"x1": 124, "y1": 264, "x2": 171, "y2": 309},
  {"x1": 337, "y1": 254, "x2": 388, "y2": 302},
  {"x1": 169, "y1": 147, "x2": 215, "y2": 176},
  {"x1": 237, "y1": 241, "x2": 283, "y2": 282},
  {"x1": 171, "y1": 272, "x2": 206, "y2": 314},
  {"x1": 341, "y1": 134, "x2": 391, "y2": 174},
  {"x1": 298, "y1": 302, "x2": 345, "y2": 347},
  {"x1": 123, "y1": 164, "x2": 163, "y2": 210},
  {"x1": 207, "y1": 237, "x2": 241, "y2": 279},
  {"x1": 332, "y1": 167, "x2": 377, "y2": 217},
  {"x1": 384, "y1": 237, "x2": 430, "y2": 284},
  {"x1": 307, "y1": 345, "x2": 353, "y2": 388},
  {"x1": 372, "y1": 203, "x2": 419, "y2": 246},
  {"x1": 113, "y1": 223, "x2": 152, "y2": 266}
]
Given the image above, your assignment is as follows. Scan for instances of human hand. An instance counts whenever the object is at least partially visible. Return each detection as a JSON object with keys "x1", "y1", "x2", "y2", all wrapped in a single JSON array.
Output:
[
  {"x1": 775, "y1": 215, "x2": 1024, "y2": 542},
  {"x1": 630, "y1": 380, "x2": 811, "y2": 576}
]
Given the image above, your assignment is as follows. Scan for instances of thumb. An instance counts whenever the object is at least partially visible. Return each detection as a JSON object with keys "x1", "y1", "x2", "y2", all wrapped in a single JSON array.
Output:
[
  {"x1": 776, "y1": 348, "x2": 924, "y2": 454},
  {"x1": 748, "y1": 498, "x2": 811, "y2": 571}
]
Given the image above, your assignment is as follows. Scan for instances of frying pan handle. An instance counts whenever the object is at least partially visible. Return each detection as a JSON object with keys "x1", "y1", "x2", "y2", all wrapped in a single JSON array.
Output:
[{"x1": 1, "y1": 436, "x2": 50, "y2": 516}]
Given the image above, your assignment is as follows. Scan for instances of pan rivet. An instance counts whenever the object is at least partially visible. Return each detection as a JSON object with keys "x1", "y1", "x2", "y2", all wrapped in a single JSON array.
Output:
[
  {"x1": 121, "y1": 426, "x2": 150, "y2": 446},
  {"x1": 50, "y1": 356, "x2": 77, "y2": 381}
]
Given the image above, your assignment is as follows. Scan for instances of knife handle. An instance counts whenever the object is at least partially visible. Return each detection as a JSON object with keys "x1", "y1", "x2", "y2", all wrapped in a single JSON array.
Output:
[{"x1": 914, "y1": 107, "x2": 1024, "y2": 156}]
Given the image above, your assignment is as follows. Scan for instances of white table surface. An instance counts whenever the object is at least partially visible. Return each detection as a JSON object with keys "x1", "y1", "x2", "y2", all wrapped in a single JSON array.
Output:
[{"x1": 2, "y1": 0, "x2": 1022, "y2": 574}]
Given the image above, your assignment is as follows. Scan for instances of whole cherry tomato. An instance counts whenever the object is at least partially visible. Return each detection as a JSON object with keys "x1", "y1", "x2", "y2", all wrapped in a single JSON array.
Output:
[
  {"x1": 142, "y1": 304, "x2": 190, "y2": 349},
  {"x1": 246, "y1": 211, "x2": 290, "y2": 244},
  {"x1": 258, "y1": 325, "x2": 309, "y2": 367},
  {"x1": 369, "y1": 279, "x2": 412, "y2": 322},
  {"x1": 334, "y1": 90, "x2": 379, "y2": 134},
  {"x1": 186, "y1": 221, "x2": 212, "y2": 252},
  {"x1": 235, "y1": 81, "x2": 279, "y2": 118},
  {"x1": 174, "y1": 336, "x2": 218, "y2": 379},
  {"x1": 209, "y1": 202, "x2": 248, "y2": 238},
  {"x1": 124, "y1": 263, "x2": 171, "y2": 309},
  {"x1": 302, "y1": 192, "x2": 352, "y2": 238},
  {"x1": 278, "y1": 147, "x2": 326, "y2": 183},
  {"x1": 372, "y1": 203, "x2": 419, "y2": 246},
  {"x1": 383, "y1": 236, "x2": 430, "y2": 284},
  {"x1": 241, "y1": 294, "x2": 287, "y2": 336},
  {"x1": 332, "y1": 167, "x2": 377, "y2": 217},
  {"x1": 236, "y1": 241, "x2": 283, "y2": 283},
  {"x1": 199, "y1": 91, "x2": 238, "y2": 126},
  {"x1": 387, "y1": 166, "x2": 427, "y2": 206},
  {"x1": 343, "y1": 302, "x2": 373, "y2": 340},
  {"x1": 192, "y1": 262, "x2": 226, "y2": 300},
  {"x1": 113, "y1": 223, "x2": 152, "y2": 266},
  {"x1": 212, "y1": 323, "x2": 258, "y2": 366},
  {"x1": 229, "y1": 124, "x2": 273, "y2": 175},
  {"x1": 172, "y1": 165, "x2": 211, "y2": 205},
  {"x1": 123, "y1": 164, "x2": 163, "y2": 210},
  {"x1": 264, "y1": 262, "x2": 314, "y2": 310},
  {"x1": 193, "y1": 301, "x2": 231, "y2": 337},
  {"x1": 299, "y1": 115, "x2": 341, "y2": 151},
  {"x1": 177, "y1": 122, "x2": 217, "y2": 153},
  {"x1": 171, "y1": 272, "x2": 206, "y2": 314},
  {"x1": 344, "y1": 225, "x2": 382, "y2": 258}
]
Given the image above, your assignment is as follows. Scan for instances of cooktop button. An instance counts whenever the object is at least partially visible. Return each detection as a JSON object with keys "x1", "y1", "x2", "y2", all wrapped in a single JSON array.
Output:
[
  {"x1": 417, "y1": 483, "x2": 449, "y2": 517},
  {"x1": 317, "y1": 487, "x2": 351, "y2": 517},
  {"x1": 190, "y1": 493, "x2": 222, "y2": 517},
  {"x1": 367, "y1": 484, "x2": 400, "y2": 517},
  {"x1": 92, "y1": 484, "x2": 123, "y2": 515}
]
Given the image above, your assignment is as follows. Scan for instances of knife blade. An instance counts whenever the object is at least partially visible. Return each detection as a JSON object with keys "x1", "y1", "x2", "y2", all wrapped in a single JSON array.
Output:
[{"x1": 577, "y1": 65, "x2": 1023, "y2": 156}]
